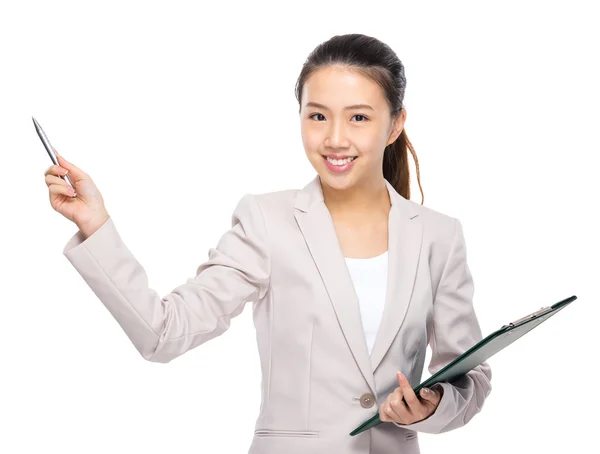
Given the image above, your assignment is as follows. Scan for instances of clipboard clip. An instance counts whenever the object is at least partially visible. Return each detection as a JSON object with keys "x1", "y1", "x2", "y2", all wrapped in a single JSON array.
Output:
[{"x1": 508, "y1": 306, "x2": 553, "y2": 327}]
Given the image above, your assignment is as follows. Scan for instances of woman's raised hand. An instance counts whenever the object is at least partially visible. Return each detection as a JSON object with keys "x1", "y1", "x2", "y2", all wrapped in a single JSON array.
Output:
[{"x1": 45, "y1": 147, "x2": 110, "y2": 238}]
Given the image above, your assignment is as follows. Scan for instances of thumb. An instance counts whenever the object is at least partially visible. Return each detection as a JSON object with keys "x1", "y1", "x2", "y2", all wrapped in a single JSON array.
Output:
[
  {"x1": 419, "y1": 387, "x2": 438, "y2": 403},
  {"x1": 54, "y1": 148, "x2": 84, "y2": 177}
]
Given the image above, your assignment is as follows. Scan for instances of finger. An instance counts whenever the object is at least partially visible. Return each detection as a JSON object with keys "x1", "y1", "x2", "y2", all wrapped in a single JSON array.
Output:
[
  {"x1": 397, "y1": 372, "x2": 420, "y2": 410},
  {"x1": 379, "y1": 402, "x2": 389, "y2": 422},
  {"x1": 45, "y1": 164, "x2": 69, "y2": 177},
  {"x1": 390, "y1": 388, "x2": 412, "y2": 421},
  {"x1": 45, "y1": 174, "x2": 71, "y2": 187},
  {"x1": 379, "y1": 394, "x2": 395, "y2": 422},
  {"x1": 380, "y1": 400, "x2": 403, "y2": 423},
  {"x1": 46, "y1": 175, "x2": 77, "y2": 197},
  {"x1": 382, "y1": 394, "x2": 409, "y2": 424},
  {"x1": 49, "y1": 182, "x2": 76, "y2": 198}
]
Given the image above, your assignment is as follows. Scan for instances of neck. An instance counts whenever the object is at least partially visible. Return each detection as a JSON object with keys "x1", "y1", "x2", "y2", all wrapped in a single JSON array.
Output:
[{"x1": 321, "y1": 177, "x2": 391, "y2": 218}]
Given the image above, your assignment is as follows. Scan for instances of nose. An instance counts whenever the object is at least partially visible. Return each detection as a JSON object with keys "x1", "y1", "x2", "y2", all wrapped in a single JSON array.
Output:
[{"x1": 325, "y1": 120, "x2": 350, "y2": 148}]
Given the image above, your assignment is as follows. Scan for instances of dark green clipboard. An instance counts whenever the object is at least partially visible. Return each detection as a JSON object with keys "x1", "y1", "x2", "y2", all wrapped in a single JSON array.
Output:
[{"x1": 349, "y1": 295, "x2": 577, "y2": 436}]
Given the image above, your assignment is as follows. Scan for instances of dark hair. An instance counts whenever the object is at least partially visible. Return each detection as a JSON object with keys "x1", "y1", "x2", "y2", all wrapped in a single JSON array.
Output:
[{"x1": 294, "y1": 33, "x2": 424, "y2": 204}]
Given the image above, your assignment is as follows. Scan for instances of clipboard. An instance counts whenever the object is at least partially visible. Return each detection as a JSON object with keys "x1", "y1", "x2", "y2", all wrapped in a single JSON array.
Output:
[{"x1": 349, "y1": 295, "x2": 577, "y2": 436}]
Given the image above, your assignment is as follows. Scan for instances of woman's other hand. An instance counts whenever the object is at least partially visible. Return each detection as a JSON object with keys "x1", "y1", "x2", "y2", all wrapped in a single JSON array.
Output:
[{"x1": 379, "y1": 372, "x2": 443, "y2": 425}]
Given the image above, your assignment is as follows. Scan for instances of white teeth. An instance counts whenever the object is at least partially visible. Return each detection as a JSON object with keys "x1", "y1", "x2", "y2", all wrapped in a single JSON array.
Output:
[{"x1": 326, "y1": 156, "x2": 356, "y2": 165}]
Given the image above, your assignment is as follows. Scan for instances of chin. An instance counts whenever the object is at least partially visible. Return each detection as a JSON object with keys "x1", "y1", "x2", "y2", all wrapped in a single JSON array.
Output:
[{"x1": 317, "y1": 171, "x2": 357, "y2": 191}]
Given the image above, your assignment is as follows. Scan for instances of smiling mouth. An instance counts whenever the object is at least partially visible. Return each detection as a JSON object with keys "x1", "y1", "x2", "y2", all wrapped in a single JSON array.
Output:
[
  {"x1": 322, "y1": 155, "x2": 358, "y2": 173},
  {"x1": 322, "y1": 155, "x2": 358, "y2": 163}
]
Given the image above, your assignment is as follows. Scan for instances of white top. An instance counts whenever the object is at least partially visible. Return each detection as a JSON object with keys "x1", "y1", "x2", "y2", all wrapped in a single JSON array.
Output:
[{"x1": 344, "y1": 250, "x2": 388, "y2": 356}]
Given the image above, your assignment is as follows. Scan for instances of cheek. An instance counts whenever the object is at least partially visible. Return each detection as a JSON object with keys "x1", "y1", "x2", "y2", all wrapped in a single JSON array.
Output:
[
  {"x1": 300, "y1": 127, "x2": 315, "y2": 147},
  {"x1": 355, "y1": 135, "x2": 383, "y2": 154},
  {"x1": 301, "y1": 136, "x2": 323, "y2": 158}
]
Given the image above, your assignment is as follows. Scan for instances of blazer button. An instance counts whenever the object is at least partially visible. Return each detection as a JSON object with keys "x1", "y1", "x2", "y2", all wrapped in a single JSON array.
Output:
[{"x1": 359, "y1": 392, "x2": 376, "y2": 408}]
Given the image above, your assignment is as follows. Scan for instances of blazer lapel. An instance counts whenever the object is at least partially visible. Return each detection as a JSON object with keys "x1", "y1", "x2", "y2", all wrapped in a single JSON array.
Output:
[
  {"x1": 293, "y1": 175, "x2": 423, "y2": 393},
  {"x1": 369, "y1": 186, "x2": 423, "y2": 373}
]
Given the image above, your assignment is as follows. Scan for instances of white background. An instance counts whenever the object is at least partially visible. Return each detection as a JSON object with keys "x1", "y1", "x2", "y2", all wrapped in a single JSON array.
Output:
[{"x1": 1, "y1": 0, "x2": 598, "y2": 452}]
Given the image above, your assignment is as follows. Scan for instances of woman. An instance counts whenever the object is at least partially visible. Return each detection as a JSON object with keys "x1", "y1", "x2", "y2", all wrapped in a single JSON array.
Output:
[{"x1": 45, "y1": 33, "x2": 492, "y2": 454}]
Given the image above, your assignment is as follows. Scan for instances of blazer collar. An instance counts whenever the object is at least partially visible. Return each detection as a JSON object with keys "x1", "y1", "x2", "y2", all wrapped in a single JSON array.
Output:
[{"x1": 293, "y1": 175, "x2": 423, "y2": 394}]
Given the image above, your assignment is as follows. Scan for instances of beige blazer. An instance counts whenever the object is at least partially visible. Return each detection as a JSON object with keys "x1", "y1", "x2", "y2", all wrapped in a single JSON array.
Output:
[{"x1": 63, "y1": 174, "x2": 492, "y2": 454}]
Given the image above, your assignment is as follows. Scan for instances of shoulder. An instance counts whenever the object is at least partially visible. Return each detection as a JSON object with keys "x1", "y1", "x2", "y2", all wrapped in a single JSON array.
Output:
[
  {"x1": 255, "y1": 187, "x2": 299, "y2": 204},
  {"x1": 228, "y1": 188, "x2": 300, "y2": 228},
  {"x1": 401, "y1": 198, "x2": 464, "y2": 256},
  {"x1": 243, "y1": 187, "x2": 300, "y2": 215},
  {"x1": 406, "y1": 198, "x2": 458, "y2": 232}
]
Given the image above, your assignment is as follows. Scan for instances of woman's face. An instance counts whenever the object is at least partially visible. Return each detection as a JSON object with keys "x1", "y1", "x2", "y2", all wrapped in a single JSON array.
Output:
[{"x1": 299, "y1": 65, "x2": 405, "y2": 192}]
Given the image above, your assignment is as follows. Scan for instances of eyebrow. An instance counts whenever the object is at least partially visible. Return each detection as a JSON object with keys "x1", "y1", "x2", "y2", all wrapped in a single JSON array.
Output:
[{"x1": 305, "y1": 102, "x2": 375, "y2": 111}]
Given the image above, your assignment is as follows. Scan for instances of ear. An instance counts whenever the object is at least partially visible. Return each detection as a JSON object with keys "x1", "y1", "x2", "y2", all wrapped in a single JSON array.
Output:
[{"x1": 386, "y1": 108, "x2": 406, "y2": 146}]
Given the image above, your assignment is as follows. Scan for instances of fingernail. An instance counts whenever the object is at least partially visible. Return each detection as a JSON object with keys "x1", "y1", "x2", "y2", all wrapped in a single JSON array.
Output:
[
  {"x1": 397, "y1": 371, "x2": 404, "y2": 379},
  {"x1": 422, "y1": 388, "x2": 430, "y2": 394}
]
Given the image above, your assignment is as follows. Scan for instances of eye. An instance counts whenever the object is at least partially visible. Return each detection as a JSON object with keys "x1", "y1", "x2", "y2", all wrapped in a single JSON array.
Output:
[
  {"x1": 308, "y1": 113, "x2": 326, "y2": 121},
  {"x1": 308, "y1": 113, "x2": 369, "y2": 122}
]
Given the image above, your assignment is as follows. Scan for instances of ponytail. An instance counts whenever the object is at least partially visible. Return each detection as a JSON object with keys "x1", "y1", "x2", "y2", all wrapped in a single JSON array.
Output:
[{"x1": 383, "y1": 129, "x2": 424, "y2": 204}]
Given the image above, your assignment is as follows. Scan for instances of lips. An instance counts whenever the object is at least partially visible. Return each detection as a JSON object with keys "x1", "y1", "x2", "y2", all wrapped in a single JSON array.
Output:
[{"x1": 322, "y1": 155, "x2": 358, "y2": 173}]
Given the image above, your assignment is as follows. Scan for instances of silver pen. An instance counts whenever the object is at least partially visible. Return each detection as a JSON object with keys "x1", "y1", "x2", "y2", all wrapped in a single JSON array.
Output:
[{"x1": 32, "y1": 116, "x2": 75, "y2": 190}]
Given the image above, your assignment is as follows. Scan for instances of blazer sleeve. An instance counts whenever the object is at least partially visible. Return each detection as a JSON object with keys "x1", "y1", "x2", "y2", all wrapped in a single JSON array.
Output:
[
  {"x1": 394, "y1": 217, "x2": 492, "y2": 434},
  {"x1": 62, "y1": 193, "x2": 271, "y2": 363}
]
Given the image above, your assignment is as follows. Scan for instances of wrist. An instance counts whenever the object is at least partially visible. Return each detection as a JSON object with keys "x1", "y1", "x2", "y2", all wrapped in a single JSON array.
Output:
[{"x1": 79, "y1": 212, "x2": 110, "y2": 240}]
